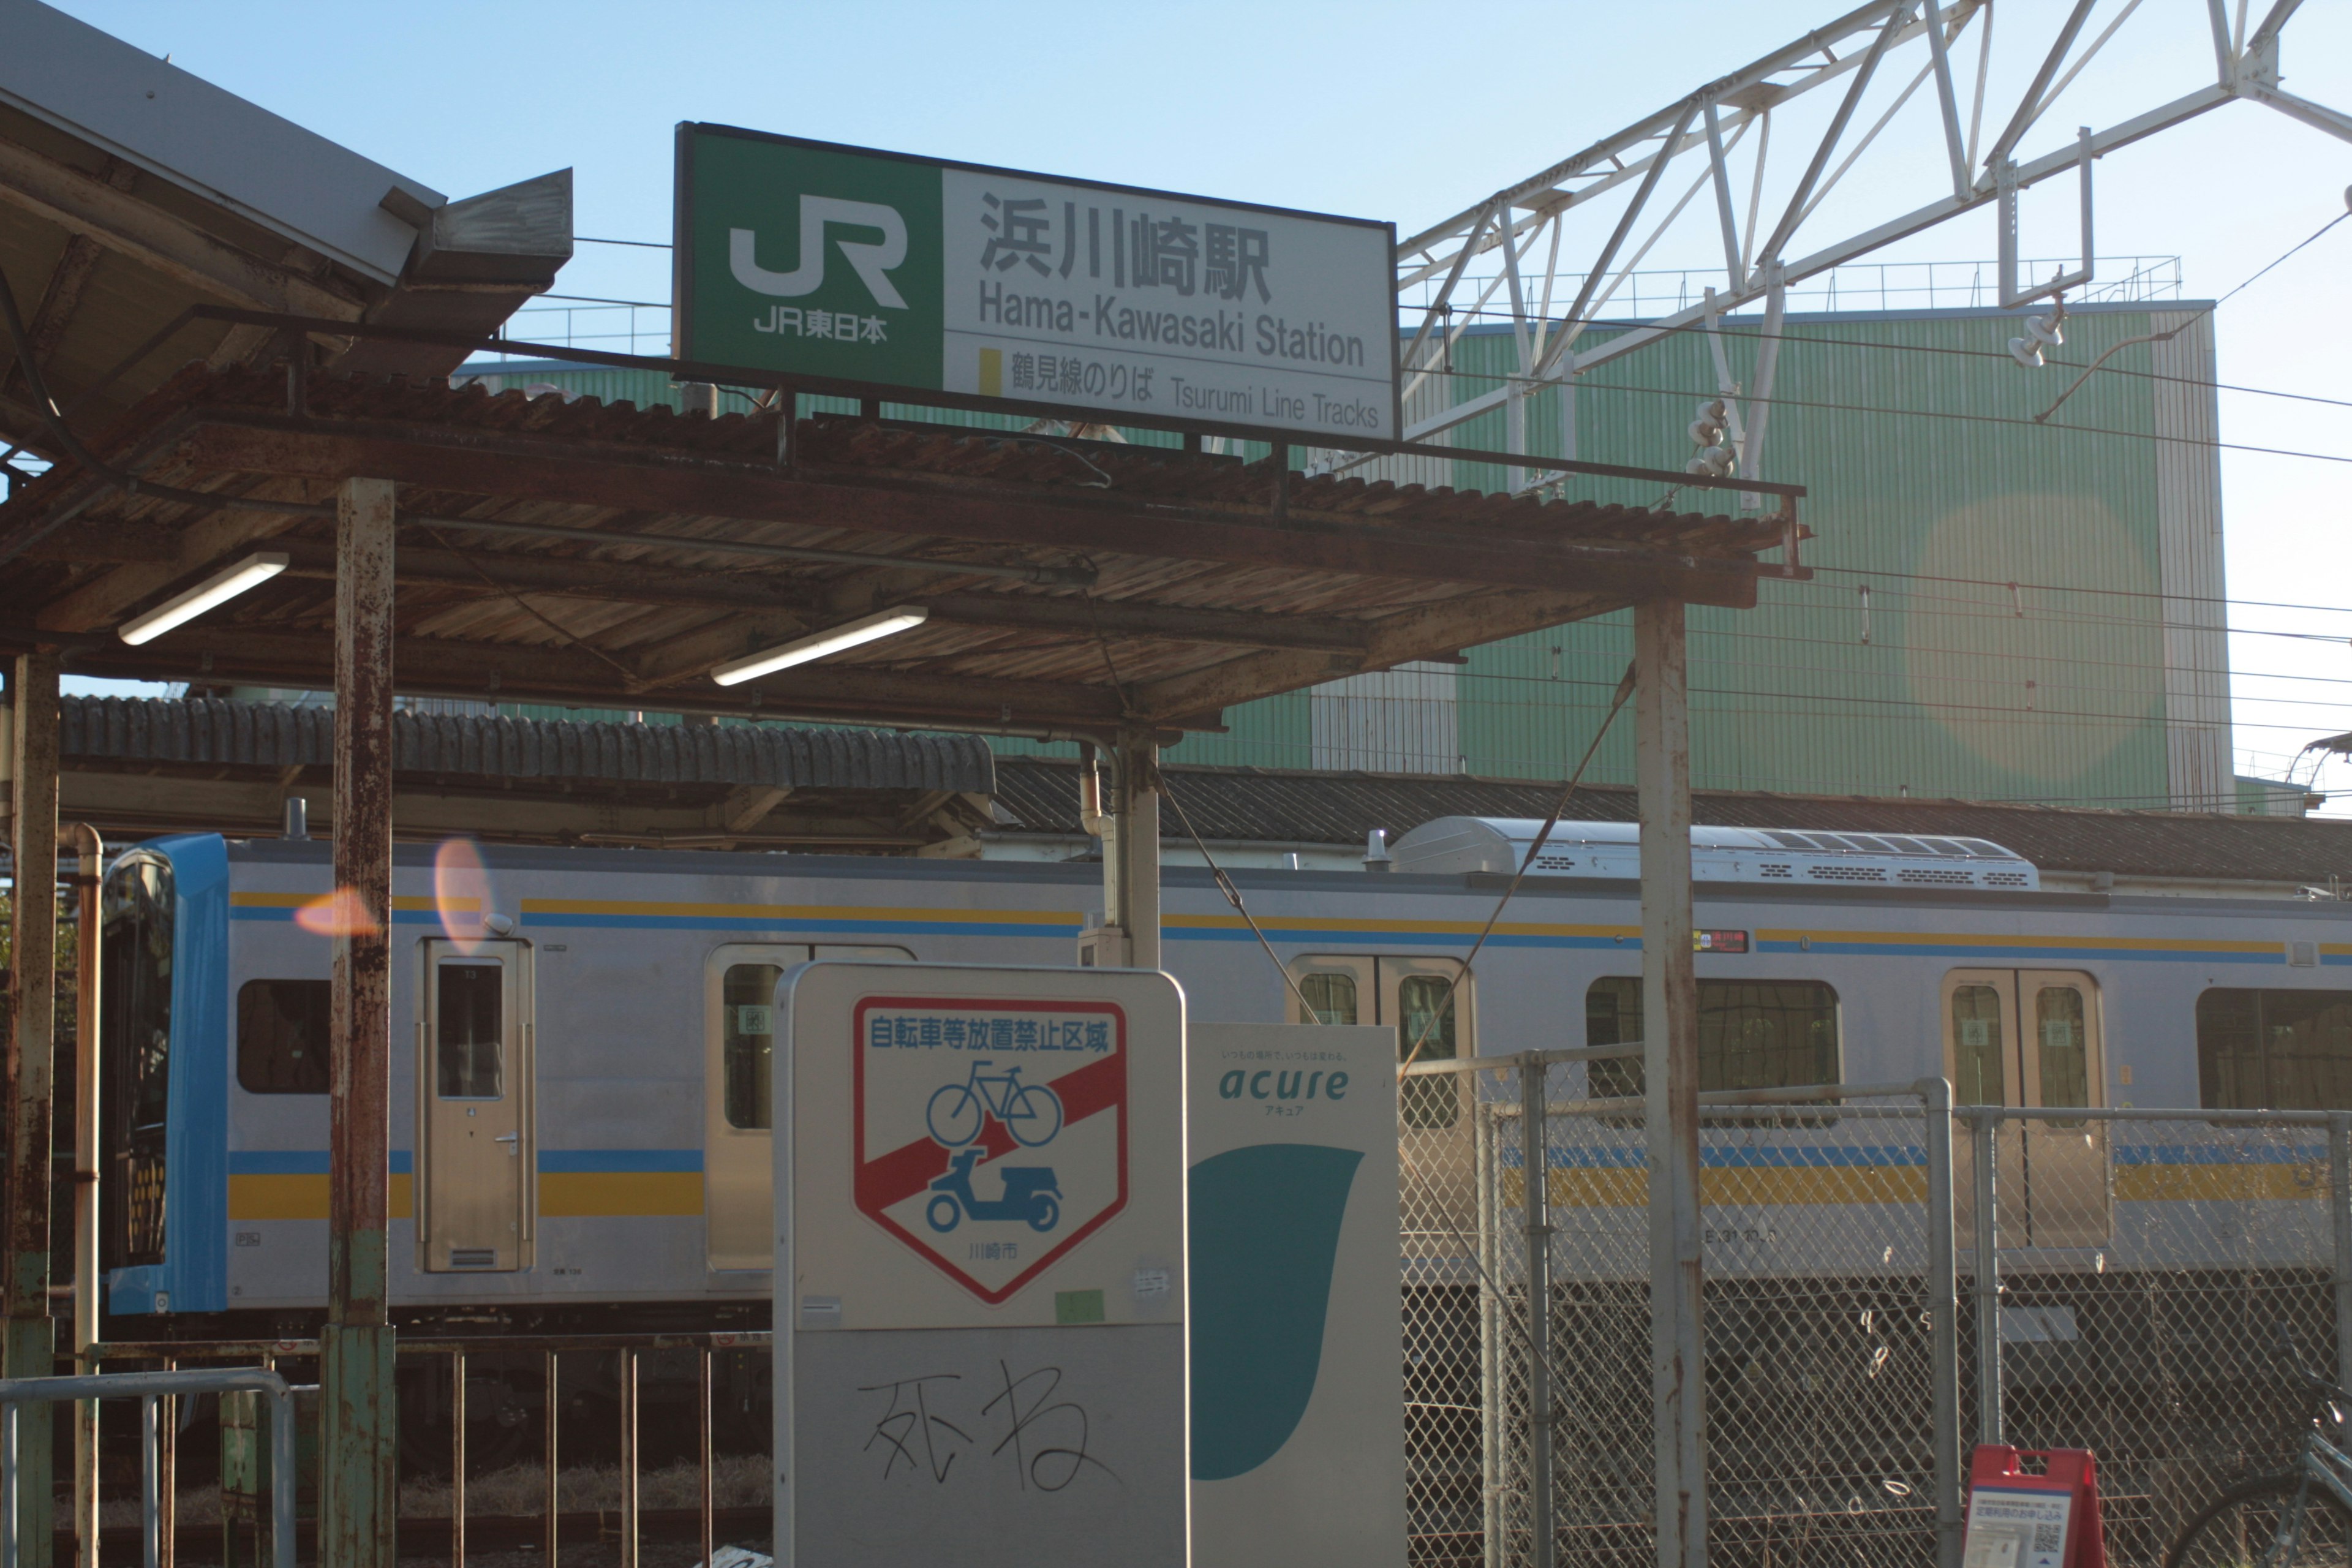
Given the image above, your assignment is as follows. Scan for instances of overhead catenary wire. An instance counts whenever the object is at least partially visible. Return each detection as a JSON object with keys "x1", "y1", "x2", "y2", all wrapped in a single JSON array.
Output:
[{"x1": 1396, "y1": 662, "x2": 1638, "y2": 1081}]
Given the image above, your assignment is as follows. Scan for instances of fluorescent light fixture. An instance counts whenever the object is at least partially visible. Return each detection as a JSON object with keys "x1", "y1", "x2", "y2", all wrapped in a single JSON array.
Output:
[
  {"x1": 118, "y1": 552, "x2": 290, "y2": 646},
  {"x1": 710, "y1": 607, "x2": 930, "y2": 687}
]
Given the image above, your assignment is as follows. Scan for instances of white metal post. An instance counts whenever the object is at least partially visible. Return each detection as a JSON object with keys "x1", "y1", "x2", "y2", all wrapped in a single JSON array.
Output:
[
  {"x1": 1922, "y1": 1079, "x2": 1962, "y2": 1568},
  {"x1": 1636, "y1": 599, "x2": 1703, "y2": 1568},
  {"x1": 1519, "y1": 1055, "x2": 1555, "y2": 1568},
  {"x1": 1972, "y1": 1113, "x2": 2003, "y2": 1446},
  {"x1": 1477, "y1": 1101, "x2": 1502, "y2": 1568},
  {"x1": 2331, "y1": 1114, "x2": 2352, "y2": 1389}
]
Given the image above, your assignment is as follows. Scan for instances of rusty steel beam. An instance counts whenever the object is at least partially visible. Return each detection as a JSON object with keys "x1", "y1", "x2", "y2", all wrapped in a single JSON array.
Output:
[
  {"x1": 276, "y1": 538, "x2": 813, "y2": 613},
  {"x1": 1129, "y1": 586, "x2": 1621, "y2": 723},
  {"x1": 66, "y1": 625, "x2": 1139, "y2": 731},
  {"x1": 174, "y1": 418, "x2": 1776, "y2": 607},
  {"x1": 5, "y1": 649, "x2": 60, "y2": 1568},
  {"x1": 916, "y1": 592, "x2": 1371, "y2": 653},
  {"x1": 321, "y1": 476, "x2": 397, "y2": 1568}
]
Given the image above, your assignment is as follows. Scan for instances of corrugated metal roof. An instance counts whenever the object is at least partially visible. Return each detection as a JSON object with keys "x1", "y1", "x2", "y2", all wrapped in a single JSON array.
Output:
[
  {"x1": 991, "y1": 758, "x2": 2352, "y2": 885},
  {"x1": 1, "y1": 363, "x2": 1796, "y2": 739},
  {"x1": 62, "y1": 696, "x2": 995, "y2": 794}
]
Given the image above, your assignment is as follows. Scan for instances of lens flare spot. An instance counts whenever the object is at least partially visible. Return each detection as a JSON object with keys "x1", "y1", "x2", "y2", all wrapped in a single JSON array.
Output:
[
  {"x1": 434, "y1": 837, "x2": 495, "y2": 954},
  {"x1": 295, "y1": 887, "x2": 381, "y2": 937}
]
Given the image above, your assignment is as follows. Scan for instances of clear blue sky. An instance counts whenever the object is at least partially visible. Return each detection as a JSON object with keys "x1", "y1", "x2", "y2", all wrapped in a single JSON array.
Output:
[{"x1": 46, "y1": 1, "x2": 2352, "y2": 801}]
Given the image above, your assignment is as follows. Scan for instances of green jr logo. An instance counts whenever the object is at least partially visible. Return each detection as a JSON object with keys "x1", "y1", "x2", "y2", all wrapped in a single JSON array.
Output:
[{"x1": 729, "y1": 195, "x2": 909, "y2": 309}]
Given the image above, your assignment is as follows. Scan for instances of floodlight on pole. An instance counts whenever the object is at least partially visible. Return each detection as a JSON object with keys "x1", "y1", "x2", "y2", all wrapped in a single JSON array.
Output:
[
  {"x1": 709, "y1": 608, "x2": 930, "y2": 687},
  {"x1": 117, "y1": 552, "x2": 290, "y2": 645}
]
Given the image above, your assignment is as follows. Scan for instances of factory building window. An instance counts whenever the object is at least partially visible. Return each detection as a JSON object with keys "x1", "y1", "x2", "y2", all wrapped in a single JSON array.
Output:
[
  {"x1": 1585, "y1": 979, "x2": 1841, "y2": 1098},
  {"x1": 2197, "y1": 988, "x2": 2352, "y2": 1110},
  {"x1": 237, "y1": 980, "x2": 331, "y2": 1093}
]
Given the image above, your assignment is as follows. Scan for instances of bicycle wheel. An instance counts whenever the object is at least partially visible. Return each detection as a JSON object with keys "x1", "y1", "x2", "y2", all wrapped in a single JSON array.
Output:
[
  {"x1": 926, "y1": 1082, "x2": 983, "y2": 1147},
  {"x1": 2169, "y1": 1473, "x2": 2352, "y2": 1567},
  {"x1": 1006, "y1": 1083, "x2": 1063, "y2": 1147}
]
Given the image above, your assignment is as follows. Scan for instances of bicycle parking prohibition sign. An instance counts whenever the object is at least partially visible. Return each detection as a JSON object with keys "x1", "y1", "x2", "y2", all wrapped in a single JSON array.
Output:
[{"x1": 851, "y1": 995, "x2": 1129, "y2": 1303}]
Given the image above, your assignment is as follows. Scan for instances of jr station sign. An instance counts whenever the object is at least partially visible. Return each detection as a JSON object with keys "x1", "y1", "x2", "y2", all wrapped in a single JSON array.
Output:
[{"x1": 673, "y1": 124, "x2": 1399, "y2": 441}]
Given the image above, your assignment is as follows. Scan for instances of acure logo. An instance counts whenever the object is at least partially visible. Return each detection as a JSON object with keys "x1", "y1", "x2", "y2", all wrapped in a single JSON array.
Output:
[{"x1": 730, "y1": 195, "x2": 908, "y2": 309}]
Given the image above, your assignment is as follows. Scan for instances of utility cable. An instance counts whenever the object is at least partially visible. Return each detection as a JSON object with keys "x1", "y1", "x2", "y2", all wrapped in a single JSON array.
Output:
[
  {"x1": 1398, "y1": 661, "x2": 1637, "y2": 1082},
  {"x1": 2032, "y1": 211, "x2": 2350, "y2": 424},
  {"x1": 1156, "y1": 771, "x2": 1321, "y2": 1024}
]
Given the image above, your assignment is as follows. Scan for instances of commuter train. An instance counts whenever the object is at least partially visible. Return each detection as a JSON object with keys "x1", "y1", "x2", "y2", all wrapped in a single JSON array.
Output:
[{"x1": 93, "y1": 818, "x2": 2352, "y2": 1336}]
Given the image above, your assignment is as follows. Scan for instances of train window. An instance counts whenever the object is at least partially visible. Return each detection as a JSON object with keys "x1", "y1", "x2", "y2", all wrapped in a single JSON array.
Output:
[
  {"x1": 1398, "y1": 974, "x2": 1458, "y2": 1128},
  {"x1": 723, "y1": 963, "x2": 783, "y2": 1130},
  {"x1": 237, "y1": 981, "x2": 331, "y2": 1093},
  {"x1": 1950, "y1": 985, "x2": 2007, "y2": 1105},
  {"x1": 2037, "y1": 987, "x2": 2090, "y2": 1125},
  {"x1": 435, "y1": 962, "x2": 503, "y2": 1098},
  {"x1": 1585, "y1": 978, "x2": 1841, "y2": 1096},
  {"x1": 2196, "y1": 988, "x2": 2352, "y2": 1110},
  {"x1": 1298, "y1": 972, "x2": 1359, "y2": 1027}
]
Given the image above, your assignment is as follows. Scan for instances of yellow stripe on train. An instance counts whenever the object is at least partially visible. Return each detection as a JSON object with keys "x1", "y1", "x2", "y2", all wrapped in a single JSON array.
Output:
[
  {"x1": 1500, "y1": 1167, "x2": 1932, "y2": 1209},
  {"x1": 1489, "y1": 1163, "x2": 2335, "y2": 1209},
  {"x1": 227, "y1": 1172, "x2": 701, "y2": 1221}
]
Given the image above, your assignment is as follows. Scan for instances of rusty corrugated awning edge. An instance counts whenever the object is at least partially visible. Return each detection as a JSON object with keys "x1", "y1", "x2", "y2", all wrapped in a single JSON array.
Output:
[{"x1": 59, "y1": 696, "x2": 995, "y2": 794}]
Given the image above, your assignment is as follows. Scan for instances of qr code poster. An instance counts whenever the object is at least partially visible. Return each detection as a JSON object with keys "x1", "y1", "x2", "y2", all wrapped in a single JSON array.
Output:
[
  {"x1": 853, "y1": 996, "x2": 1128, "y2": 1304},
  {"x1": 1962, "y1": 1485, "x2": 2073, "y2": 1568}
]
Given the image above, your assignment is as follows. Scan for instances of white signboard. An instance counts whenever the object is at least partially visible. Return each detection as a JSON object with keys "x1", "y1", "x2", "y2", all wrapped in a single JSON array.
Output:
[
  {"x1": 1188, "y1": 1022, "x2": 1404, "y2": 1568},
  {"x1": 775, "y1": 962, "x2": 1187, "y2": 1567},
  {"x1": 1962, "y1": 1486, "x2": 2074, "y2": 1568},
  {"x1": 677, "y1": 126, "x2": 1400, "y2": 441}
]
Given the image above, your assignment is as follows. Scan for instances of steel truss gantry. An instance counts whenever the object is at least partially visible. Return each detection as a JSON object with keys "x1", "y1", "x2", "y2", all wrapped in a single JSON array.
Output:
[{"x1": 1365, "y1": 0, "x2": 2351, "y2": 496}]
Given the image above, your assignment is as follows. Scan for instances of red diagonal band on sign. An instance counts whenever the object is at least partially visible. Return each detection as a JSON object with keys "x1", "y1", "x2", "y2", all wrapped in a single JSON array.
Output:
[{"x1": 856, "y1": 1053, "x2": 1124, "y2": 1214}]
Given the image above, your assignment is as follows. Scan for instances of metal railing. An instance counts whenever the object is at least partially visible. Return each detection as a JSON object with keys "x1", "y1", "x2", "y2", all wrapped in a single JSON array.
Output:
[
  {"x1": 86, "y1": 1329, "x2": 769, "y2": 1568},
  {"x1": 2, "y1": 1366, "x2": 301, "y2": 1568},
  {"x1": 1403, "y1": 1062, "x2": 2352, "y2": 1568}
]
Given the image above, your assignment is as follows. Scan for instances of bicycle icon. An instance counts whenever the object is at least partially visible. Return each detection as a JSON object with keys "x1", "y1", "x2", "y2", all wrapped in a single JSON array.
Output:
[{"x1": 926, "y1": 1058, "x2": 1063, "y2": 1149}]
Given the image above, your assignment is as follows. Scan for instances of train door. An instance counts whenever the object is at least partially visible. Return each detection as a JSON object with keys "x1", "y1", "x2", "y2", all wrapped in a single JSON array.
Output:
[
  {"x1": 418, "y1": 940, "x2": 534, "y2": 1272},
  {"x1": 1289, "y1": 952, "x2": 1472, "y2": 1122},
  {"x1": 1944, "y1": 968, "x2": 2108, "y2": 1247},
  {"x1": 704, "y1": 943, "x2": 911, "y2": 1272}
]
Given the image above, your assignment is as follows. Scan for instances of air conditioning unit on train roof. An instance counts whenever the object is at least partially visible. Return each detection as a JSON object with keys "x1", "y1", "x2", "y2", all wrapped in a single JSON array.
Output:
[{"x1": 1386, "y1": 816, "x2": 2040, "y2": 892}]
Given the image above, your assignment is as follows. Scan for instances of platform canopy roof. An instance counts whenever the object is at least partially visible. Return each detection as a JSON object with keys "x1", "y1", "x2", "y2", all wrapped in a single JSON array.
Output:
[
  {"x1": 0, "y1": 0, "x2": 570, "y2": 456},
  {"x1": 36, "y1": 695, "x2": 996, "y2": 851},
  {"x1": 0, "y1": 360, "x2": 1806, "y2": 739}
]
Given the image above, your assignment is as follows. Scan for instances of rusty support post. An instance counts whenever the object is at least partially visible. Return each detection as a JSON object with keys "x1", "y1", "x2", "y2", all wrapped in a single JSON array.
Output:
[
  {"x1": 322, "y1": 477, "x2": 398, "y2": 1568},
  {"x1": 698, "y1": 1349, "x2": 714, "y2": 1568},
  {"x1": 450, "y1": 1349, "x2": 465, "y2": 1568},
  {"x1": 618, "y1": 1348, "x2": 639, "y2": 1568},
  {"x1": 1099, "y1": 732, "x2": 1161, "y2": 970},
  {"x1": 542, "y1": 1352, "x2": 558, "y2": 1561},
  {"x1": 66, "y1": 823, "x2": 100, "y2": 1568},
  {"x1": 6, "y1": 650, "x2": 59, "y2": 1568},
  {"x1": 1270, "y1": 442, "x2": 1289, "y2": 521},
  {"x1": 1635, "y1": 598, "x2": 1703, "y2": 1568}
]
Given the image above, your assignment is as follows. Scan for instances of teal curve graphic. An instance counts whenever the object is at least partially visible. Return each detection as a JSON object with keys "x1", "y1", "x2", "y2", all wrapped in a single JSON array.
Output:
[{"x1": 1188, "y1": 1142, "x2": 1363, "y2": 1481}]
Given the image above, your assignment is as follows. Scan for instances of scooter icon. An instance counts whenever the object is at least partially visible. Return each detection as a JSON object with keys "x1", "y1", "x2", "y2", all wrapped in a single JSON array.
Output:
[{"x1": 925, "y1": 1147, "x2": 1061, "y2": 1234}]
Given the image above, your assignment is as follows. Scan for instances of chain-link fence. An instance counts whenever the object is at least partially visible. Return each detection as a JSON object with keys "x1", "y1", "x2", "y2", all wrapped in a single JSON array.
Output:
[
  {"x1": 1400, "y1": 1064, "x2": 2351, "y2": 1568},
  {"x1": 1970, "y1": 1109, "x2": 2347, "y2": 1568}
]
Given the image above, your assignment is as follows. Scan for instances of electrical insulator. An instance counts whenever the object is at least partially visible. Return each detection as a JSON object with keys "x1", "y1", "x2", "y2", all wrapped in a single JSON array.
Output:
[
  {"x1": 1686, "y1": 399, "x2": 1734, "y2": 477},
  {"x1": 2008, "y1": 304, "x2": 2064, "y2": 369}
]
